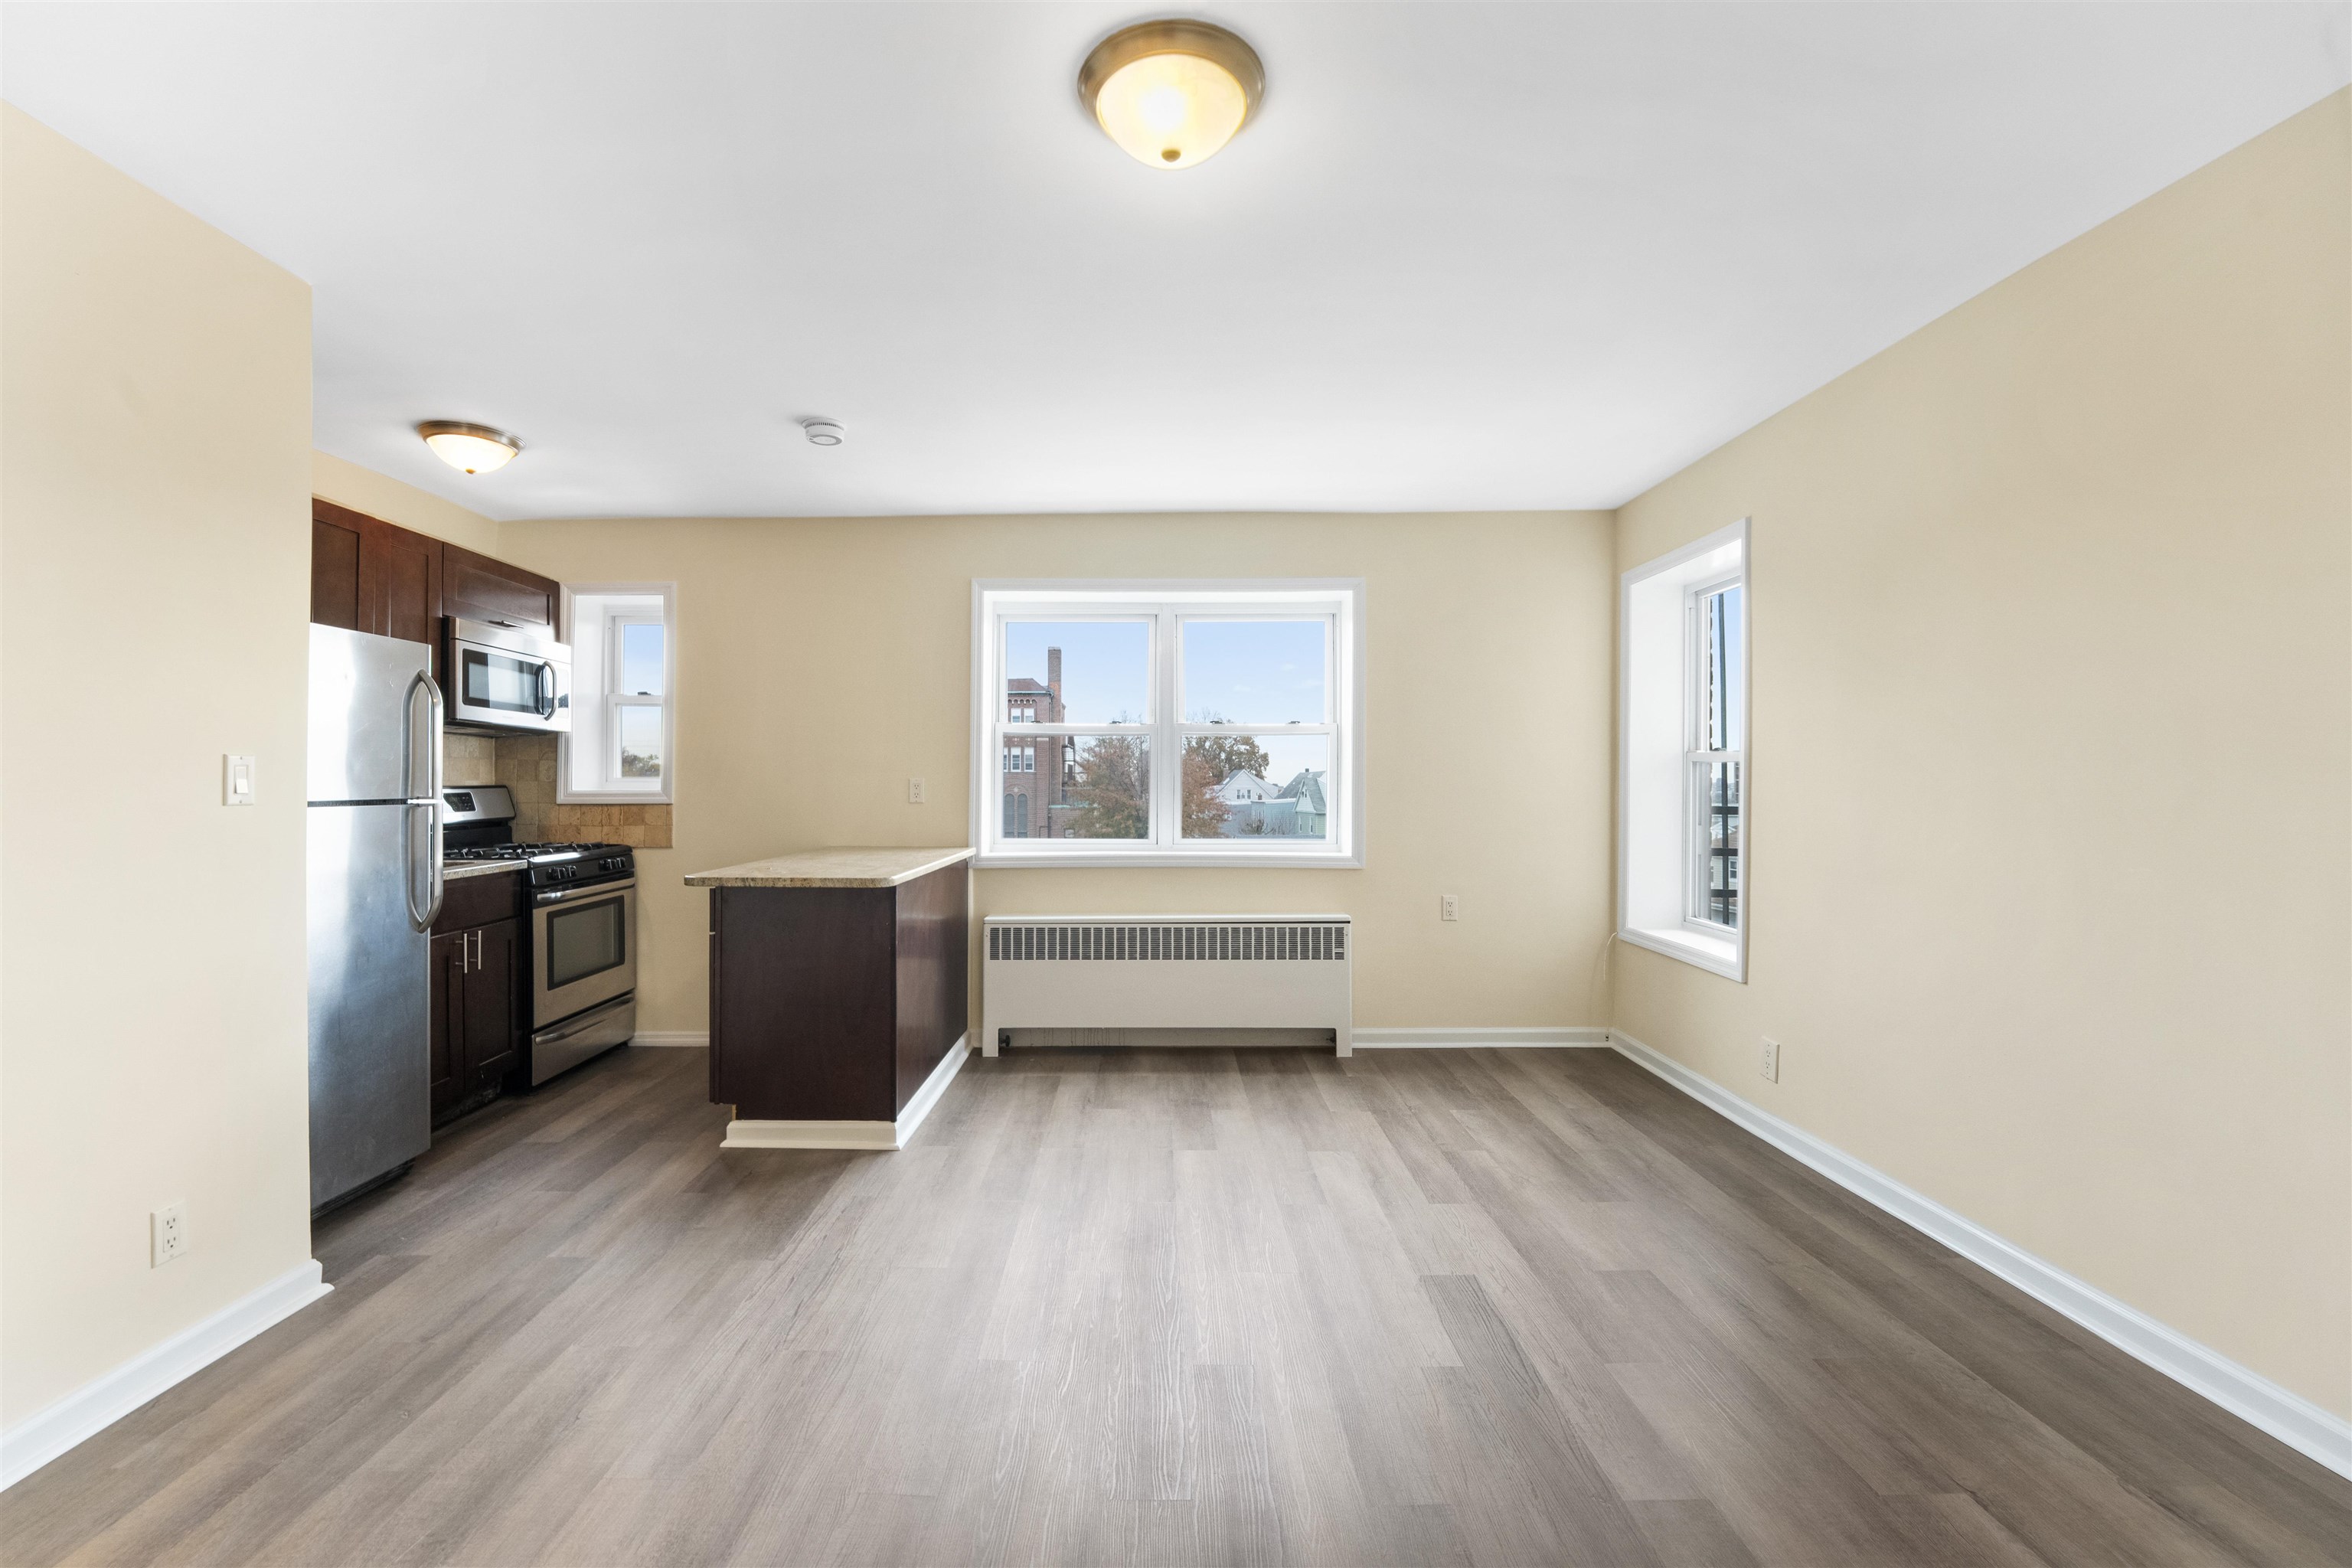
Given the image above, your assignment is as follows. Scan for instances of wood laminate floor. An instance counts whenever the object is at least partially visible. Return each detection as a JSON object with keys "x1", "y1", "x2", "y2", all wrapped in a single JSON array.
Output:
[{"x1": 5, "y1": 1045, "x2": 2347, "y2": 1566}]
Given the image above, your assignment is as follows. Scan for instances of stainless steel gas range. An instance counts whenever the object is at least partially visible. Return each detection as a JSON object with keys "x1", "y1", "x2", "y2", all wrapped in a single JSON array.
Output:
[{"x1": 444, "y1": 787, "x2": 637, "y2": 1084}]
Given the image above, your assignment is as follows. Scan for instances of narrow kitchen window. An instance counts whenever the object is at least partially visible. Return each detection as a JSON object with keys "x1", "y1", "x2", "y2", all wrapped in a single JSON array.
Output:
[{"x1": 562, "y1": 585, "x2": 677, "y2": 803}]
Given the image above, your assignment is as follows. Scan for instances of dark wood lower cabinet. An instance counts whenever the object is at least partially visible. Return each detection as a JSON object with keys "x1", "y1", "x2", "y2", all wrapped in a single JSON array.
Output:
[
  {"x1": 707, "y1": 861, "x2": 969, "y2": 1122},
  {"x1": 429, "y1": 931, "x2": 464, "y2": 1114},
  {"x1": 465, "y1": 918, "x2": 520, "y2": 1087},
  {"x1": 430, "y1": 915, "x2": 521, "y2": 1122}
]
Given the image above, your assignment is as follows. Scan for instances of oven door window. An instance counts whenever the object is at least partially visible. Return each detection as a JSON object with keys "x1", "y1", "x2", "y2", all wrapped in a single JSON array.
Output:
[
  {"x1": 462, "y1": 648, "x2": 547, "y2": 715},
  {"x1": 546, "y1": 895, "x2": 627, "y2": 989}
]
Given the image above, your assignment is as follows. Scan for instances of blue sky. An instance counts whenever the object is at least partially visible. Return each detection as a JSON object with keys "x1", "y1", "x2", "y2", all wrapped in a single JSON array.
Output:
[
  {"x1": 1709, "y1": 585, "x2": 1743, "y2": 750},
  {"x1": 1003, "y1": 617, "x2": 1329, "y2": 744},
  {"x1": 1182, "y1": 619, "x2": 1325, "y2": 725},
  {"x1": 1005, "y1": 620, "x2": 1149, "y2": 721},
  {"x1": 619, "y1": 622, "x2": 664, "y2": 696}
]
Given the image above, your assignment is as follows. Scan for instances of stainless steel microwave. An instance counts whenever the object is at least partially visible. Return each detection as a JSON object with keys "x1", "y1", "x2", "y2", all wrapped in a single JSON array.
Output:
[{"x1": 445, "y1": 617, "x2": 571, "y2": 733}]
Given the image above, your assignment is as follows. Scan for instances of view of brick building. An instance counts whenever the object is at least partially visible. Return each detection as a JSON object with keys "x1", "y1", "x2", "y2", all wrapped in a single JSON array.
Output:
[{"x1": 1000, "y1": 646, "x2": 1070, "y2": 838}]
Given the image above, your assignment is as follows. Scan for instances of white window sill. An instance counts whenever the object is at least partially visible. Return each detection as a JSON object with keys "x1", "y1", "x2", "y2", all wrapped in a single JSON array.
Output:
[
  {"x1": 1620, "y1": 923, "x2": 1744, "y2": 982},
  {"x1": 977, "y1": 849, "x2": 1362, "y2": 871},
  {"x1": 557, "y1": 789, "x2": 672, "y2": 805}
]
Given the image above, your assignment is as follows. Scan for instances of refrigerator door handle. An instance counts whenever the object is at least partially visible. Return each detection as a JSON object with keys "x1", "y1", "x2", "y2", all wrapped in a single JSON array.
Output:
[{"x1": 404, "y1": 671, "x2": 446, "y2": 931}]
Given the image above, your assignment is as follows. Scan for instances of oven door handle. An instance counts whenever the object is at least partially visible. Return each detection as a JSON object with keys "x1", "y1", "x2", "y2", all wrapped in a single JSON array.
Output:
[{"x1": 534, "y1": 878, "x2": 637, "y2": 906}]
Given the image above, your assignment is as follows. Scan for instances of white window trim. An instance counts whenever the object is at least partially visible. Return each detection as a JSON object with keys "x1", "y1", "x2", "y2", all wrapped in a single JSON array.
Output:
[
  {"x1": 558, "y1": 582, "x2": 677, "y2": 805},
  {"x1": 1619, "y1": 522, "x2": 1748, "y2": 982},
  {"x1": 970, "y1": 579, "x2": 1366, "y2": 869}
]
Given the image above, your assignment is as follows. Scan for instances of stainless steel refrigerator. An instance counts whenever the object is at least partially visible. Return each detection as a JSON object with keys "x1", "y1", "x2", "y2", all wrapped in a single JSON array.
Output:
[{"x1": 306, "y1": 624, "x2": 444, "y2": 1211}]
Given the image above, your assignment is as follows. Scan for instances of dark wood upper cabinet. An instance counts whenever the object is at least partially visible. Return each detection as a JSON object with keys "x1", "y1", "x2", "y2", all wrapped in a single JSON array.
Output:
[
  {"x1": 312, "y1": 497, "x2": 443, "y2": 652},
  {"x1": 363, "y1": 518, "x2": 443, "y2": 652},
  {"x1": 442, "y1": 543, "x2": 559, "y2": 634},
  {"x1": 309, "y1": 501, "x2": 561, "y2": 672},
  {"x1": 310, "y1": 510, "x2": 362, "y2": 629}
]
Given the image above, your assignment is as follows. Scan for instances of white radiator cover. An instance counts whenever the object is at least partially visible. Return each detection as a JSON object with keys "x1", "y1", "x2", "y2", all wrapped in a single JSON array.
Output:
[{"x1": 982, "y1": 913, "x2": 1352, "y2": 1057}]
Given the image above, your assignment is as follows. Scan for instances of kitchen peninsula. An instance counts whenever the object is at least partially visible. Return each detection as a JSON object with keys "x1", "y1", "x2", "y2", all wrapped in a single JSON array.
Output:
[{"x1": 686, "y1": 848, "x2": 972, "y2": 1151}]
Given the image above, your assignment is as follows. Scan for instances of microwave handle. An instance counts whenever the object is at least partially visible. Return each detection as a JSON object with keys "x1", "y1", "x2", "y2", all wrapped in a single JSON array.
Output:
[{"x1": 537, "y1": 661, "x2": 557, "y2": 720}]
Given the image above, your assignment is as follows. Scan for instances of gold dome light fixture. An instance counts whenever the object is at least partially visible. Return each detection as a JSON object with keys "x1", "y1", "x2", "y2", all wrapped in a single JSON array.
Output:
[
  {"x1": 1079, "y1": 18, "x2": 1263, "y2": 170},
  {"x1": 417, "y1": 420, "x2": 522, "y2": 475}
]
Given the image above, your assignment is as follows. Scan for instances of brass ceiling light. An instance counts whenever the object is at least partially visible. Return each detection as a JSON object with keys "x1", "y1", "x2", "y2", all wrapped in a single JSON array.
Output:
[
  {"x1": 417, "y1": 420, "x2": 521, "y2": 474},
  {"x1": 1079, "y1": 18, "x2": 1264, "y2": 170}
]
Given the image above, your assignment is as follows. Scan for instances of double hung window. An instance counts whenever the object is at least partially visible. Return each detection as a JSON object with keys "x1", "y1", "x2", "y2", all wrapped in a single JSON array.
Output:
[
  {"x1": 562, "y1": 586, "x2": 676, "y2": 802},
  {"x1": 972, "y1": 581, "x2": 1363, "y2": 866},
  {"x1": 1619, "y1": 524, "x2": 1748, "y2": 980}
]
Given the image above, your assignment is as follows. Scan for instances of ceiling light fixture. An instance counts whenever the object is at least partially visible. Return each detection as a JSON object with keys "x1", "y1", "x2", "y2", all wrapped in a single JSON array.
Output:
[
  {"x1": 417, "y1": 420, "x2": 521, "y2": 474},
  {"x1": 801, "y1": 417, "x2": 845, "y2": 446},
  {"x1": 1079, "y1": 18, "x2": 1263, "y2": 170}
]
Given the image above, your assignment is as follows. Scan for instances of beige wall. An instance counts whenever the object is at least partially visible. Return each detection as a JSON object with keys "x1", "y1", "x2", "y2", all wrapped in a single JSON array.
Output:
[
  {"x1": 496, "y1": 511, "x2": 1617, "y2": 1039},
  {"x1": 2, "y1": 106, "x2": 316, "y2": 1426},
  {"x1": 310, "y1": 449, "x2": 498, "y2": 556},
  {"x1": 1612, "y1": 91, "x2": 2350, "y2": 1416}
]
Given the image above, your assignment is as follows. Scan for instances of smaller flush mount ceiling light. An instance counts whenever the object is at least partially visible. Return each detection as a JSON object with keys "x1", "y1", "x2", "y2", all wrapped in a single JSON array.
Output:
[
  {"x1": 1080, "y1": 18, "x2": 1263, "y2": 169},
  {"x1": 800, "y1": 417, "x2": 845, "y2": 446},
  {"x1": 417, "y1": 420, "x2": 521, "y2": 475}
]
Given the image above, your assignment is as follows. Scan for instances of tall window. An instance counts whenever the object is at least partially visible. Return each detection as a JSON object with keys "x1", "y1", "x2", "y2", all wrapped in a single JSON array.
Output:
[
  {"x1": 1688, "y1": 577, "x2": 1743, "y2": 929},
  {"x1": 562, "y1": 585, "x2": 676, "y2": 803},
  {"x1": 1620, "y1": 524, "x2": 1747, "y2": 981},
  {"x1": 972, "y1": 581, "x2": 1364, "y2": 866}
]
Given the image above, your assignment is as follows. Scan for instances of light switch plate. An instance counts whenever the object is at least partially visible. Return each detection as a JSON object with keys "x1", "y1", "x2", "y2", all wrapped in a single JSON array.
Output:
[{"x1": 222, "y1": 755, "x2": 256, "y2": 806}]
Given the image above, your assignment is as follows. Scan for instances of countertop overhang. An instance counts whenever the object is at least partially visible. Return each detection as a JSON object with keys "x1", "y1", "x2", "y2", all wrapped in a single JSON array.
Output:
[{"x1": 683, "y1": 846, "x2": 975, "y2": 889}]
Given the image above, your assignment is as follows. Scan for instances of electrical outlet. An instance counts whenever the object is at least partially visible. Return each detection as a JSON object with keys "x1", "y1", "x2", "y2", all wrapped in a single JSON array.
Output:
[
  {"x1": 222, "y1": 754, "x2": 256, "y2": 806},
  {"x1": 1440, "y1": 893, "x2": 1460, "y2": 922},
  {"x1": 152, "y1": 1203, "x2": 188, "y2": 1267},
  {"x1": 1760, "y1": 1037, "x2": 1780, "y2": 1083},
  {"x1": 907, "y1": 776, "x2": 926, "y2": 804}
]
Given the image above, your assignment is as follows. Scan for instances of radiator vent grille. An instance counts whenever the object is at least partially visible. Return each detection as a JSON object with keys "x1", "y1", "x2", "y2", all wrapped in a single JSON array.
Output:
[{"x1": 988, "y1": 923, "x2": 1348, "y2": 962}]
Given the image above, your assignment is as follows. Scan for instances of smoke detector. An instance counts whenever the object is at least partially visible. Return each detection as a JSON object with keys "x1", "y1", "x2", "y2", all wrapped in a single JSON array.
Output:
[{"x1": 800, "y1": 417, "x2": 845, "y2": 447}]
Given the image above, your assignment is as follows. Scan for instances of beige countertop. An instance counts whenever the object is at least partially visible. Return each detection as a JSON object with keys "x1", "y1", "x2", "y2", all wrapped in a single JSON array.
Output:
[
  {"x1": 682, "y1": 846, "x2": 975, "y2": 889},
  {"x1": 443, "y1": 860, "x2": 525, "y2": 882}
]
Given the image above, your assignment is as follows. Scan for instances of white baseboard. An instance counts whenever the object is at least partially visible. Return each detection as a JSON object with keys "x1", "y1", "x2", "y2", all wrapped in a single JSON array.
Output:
[
  {"x1": 1609, "y1": 1031, "x2": 2352, "y2": 1481},
  {"x1": 631, "y1": 1031, "x2": 708, "y2": 1048},
  {"x1": 1, "y1": 1259, "x2": 331, "y2": 1491},
  {"x1": 1352, "y1": 1026, "x2": 1612, "y2": 1049},
  {"x1": 723, "y1": 1035, "x2": 969, "y2": 1152}
]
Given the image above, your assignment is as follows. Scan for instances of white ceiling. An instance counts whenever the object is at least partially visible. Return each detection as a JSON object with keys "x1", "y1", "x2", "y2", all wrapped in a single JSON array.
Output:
[{"x1": 5, "y1": 2, "x2": 2345, "y2": 520}]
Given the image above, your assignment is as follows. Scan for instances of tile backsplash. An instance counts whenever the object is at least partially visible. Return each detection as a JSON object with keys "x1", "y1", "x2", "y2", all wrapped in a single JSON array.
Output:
[
  {"x1": 442, "y1": 730, "x2": 672, "y2": 848},
  {"x1": 445, "y1": 733, "x2": 498, "y2": 787}
]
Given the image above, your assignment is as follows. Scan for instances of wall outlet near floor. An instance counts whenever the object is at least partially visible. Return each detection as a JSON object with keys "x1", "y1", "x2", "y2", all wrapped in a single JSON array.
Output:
[
  {"x1": 1440, "y1": 893, "x2": 1459, "y2": 921},
  {"x1": 907, "y1": 776, "x2": 925, "y2": 804},
  {"x1": 152, "y1": 1202, "x2": 188, "y2": 1266},
  {"x1": 222, "y1": 754, "x2": 256, "y2": 806},
  {"x1": 1760, "y1": 1037, "x2": 1781, "y2": 1083}
]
